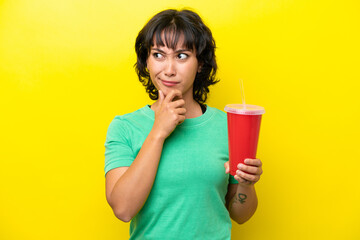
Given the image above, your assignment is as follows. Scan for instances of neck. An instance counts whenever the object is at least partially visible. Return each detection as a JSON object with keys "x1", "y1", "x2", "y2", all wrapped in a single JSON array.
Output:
[{"x1": 183, "y1": 98, "x2": 203, "y2": 119}]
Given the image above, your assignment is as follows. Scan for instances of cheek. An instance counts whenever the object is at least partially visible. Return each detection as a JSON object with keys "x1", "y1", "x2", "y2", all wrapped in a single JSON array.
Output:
[
  {"x1": 148, "y1": 67, "x2": 160, "y2": 89},
  {"x1": 183, "y1": 63, "x2": 199, "y2": 79},
  {"x1": 147, "y1": 61, "x2": 160, "y2": 77}
]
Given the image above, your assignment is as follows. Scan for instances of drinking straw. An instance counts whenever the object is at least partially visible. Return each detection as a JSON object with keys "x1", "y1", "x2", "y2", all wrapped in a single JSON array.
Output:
[{"x1": 239, "y1": 79, "x2": 246, "y2": 109}]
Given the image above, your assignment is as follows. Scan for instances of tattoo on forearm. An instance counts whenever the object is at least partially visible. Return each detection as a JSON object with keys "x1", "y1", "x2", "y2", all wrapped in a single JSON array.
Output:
[
  {"x1": 229, "y1": 193, "x2": 248, "y2": 212},
  {"x1": 237, "y1": 193, "x2": 247, "y2": 204}
]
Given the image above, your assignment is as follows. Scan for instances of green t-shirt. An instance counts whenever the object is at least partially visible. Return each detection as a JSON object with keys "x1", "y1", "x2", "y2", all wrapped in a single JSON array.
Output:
[{"x1": 104, "y1": 105, "x2": 238, "y2": 240}]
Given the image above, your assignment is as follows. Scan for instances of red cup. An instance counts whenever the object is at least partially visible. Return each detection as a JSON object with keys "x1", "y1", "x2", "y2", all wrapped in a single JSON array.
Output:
[{"x1": 224, "y1": 104, "x2": 265, "y2": 176}]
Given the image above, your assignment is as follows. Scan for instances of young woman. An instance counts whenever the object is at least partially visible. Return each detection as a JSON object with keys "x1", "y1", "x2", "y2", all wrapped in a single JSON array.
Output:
[{"x1": 104, "y1": 9, "x2": 263, "y2": 240}]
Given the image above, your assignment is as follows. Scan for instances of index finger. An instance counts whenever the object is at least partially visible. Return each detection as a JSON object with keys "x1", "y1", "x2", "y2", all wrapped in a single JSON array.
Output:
[
  {"x1": 164, "y1": 89, "x2": 182, "y2": 103},
  {"x1": 244, "y1": 158, "x2": 262, "y2": 167}
]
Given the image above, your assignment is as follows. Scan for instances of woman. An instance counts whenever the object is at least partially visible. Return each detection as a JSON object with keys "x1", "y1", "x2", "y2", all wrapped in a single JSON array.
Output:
[{"x1": 104, "y1": 9, "x2": 263, "y2": 240}]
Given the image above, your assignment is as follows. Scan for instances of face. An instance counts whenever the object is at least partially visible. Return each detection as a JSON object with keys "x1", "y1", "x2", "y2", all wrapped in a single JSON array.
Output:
[{"x1": 146, "y1": 34, "x2": 201, "y2": 101}]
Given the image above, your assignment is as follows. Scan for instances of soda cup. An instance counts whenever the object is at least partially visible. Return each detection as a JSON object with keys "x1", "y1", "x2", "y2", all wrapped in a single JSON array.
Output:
[{"x1": 224, "y1": 104, "x2": 265, "y2": 176}]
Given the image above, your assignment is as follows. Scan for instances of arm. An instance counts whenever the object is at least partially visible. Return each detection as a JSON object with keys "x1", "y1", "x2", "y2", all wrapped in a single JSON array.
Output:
[
  {"x1": 105, "y1": 90, "x2": 185, "y2": 222},
  {"x1": 225, "y1": 184, "x2": 258, "y2": 224},
  {"x1": 224, "y1": 158, "x2": 263, "y2": 224},
  {"x1": 105, "y1": 130, "x2": 166, "y2": 222}
]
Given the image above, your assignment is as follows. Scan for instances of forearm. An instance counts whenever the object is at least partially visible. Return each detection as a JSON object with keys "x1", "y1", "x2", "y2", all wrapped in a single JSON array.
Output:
[
  {"x1": 109, "y1": 129, "x2": 165, "y2": 220},
  {"x1": 228, "y1": 184, "x2": 258, "y2": 224}
]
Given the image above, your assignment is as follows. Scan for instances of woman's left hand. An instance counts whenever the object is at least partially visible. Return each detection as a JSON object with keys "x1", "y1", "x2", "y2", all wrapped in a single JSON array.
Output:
[{"x1": 224, "y1": 158, "x2": 263, "y2": 186}]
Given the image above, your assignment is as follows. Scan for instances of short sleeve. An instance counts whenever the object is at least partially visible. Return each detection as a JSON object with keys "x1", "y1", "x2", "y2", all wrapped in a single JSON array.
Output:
[
  {"x1": 229, "y1": 174, "x2": 239, "y2": 184},
  {"x1": 104, "y1": 116, "x2": 134, "y2": 177}
]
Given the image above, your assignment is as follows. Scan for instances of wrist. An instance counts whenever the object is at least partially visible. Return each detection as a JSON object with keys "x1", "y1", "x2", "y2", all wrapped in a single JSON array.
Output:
[
  {"x1": 149, "y1": 128, "x2": 167, "y2": 142},
  {"x1": 237, "y1": 182, "x2": 255, "y2": 191}
]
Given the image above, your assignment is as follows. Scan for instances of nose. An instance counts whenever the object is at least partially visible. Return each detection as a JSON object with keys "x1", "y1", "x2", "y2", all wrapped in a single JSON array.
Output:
[{"x1": 164, "y1": 59, "x2": 176, "y2": 77}]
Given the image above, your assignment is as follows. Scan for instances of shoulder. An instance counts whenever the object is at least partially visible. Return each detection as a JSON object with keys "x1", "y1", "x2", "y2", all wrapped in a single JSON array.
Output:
[
  {"x1": 206, "y1": 106, "x2": 227, "y2": 121},
  {"x1": 204, "y1": 106, "x2": 227, "y2": 131},
  {"x1": 117, "y1": 106, "x2": 150, "y2": 121},
  {"x1": 106, "y1": 106, "x2": 151, "y2": 134}
]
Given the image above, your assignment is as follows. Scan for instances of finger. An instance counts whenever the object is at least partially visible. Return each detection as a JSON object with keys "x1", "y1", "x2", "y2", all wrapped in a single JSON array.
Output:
[
  {"x1": 158, "y1": 90, "x2": 165, "y2": 104},
  {"x1": 234, "y1": 175, "x2": 253, "y2": 185},
  {"x1": 234, "y1": 174, "x2": 252, "y2": 184},
  {"x1": 172, "y1": 89, "x2": 183, "y2": 101},
  {"x1": 236, "y1": 170, "x2": 260, "y2": 183},
  {"x1": 164, "y1": 89, "x2": 182, "y2": 103},
  {"x1": 237, "y1": 163, "x2": 262, "y2": 175},
  {"x1": 174, "y1": 107, "x2": 186, "y2": 115},
  {"x1": 224, "y1": 161, "x2": 230, "y2": 174},
  {"x1": 177, "y1": 115, "x2": 186, "y2": 125},
  {"x1": 170, "y1": 99, "x2": 185, "y2": 109},
  {"x1": 244, "y1": 158, "x2": 262, "y2": 167}
]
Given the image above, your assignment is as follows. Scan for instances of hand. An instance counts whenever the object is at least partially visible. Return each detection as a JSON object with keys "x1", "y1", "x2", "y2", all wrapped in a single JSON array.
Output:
[
  {"x1": 224, "y1": 158, "x2": 263, "y2": 186},
  {"x1": 152, "y1": 89, "x2": 186, "y2": 139}
]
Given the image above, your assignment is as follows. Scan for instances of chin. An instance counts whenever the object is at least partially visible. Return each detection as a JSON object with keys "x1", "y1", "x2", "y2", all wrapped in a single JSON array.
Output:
[{"x1": 159, "y1": 88, "x2": 178, "y2": 97}]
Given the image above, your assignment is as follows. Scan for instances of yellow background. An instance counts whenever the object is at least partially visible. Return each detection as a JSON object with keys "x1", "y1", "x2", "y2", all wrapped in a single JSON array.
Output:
[{"x1": 1, "y1": 0, "x2": 359, "y2": 239}]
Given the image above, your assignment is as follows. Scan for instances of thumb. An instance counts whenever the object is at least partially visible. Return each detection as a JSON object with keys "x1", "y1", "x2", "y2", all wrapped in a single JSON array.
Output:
[
  {"x1": 224, "y1": 161, "x2": 230, "y2": 174},
  {"x1": 158, "y1": 90, "x2": 164, "y2": 103}
]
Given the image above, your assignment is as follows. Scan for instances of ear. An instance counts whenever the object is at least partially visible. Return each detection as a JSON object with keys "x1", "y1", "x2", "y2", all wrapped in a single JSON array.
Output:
[
  {"x1": 197, "y1": 63, "x2": 203, "y2": 73},
  {"x1": 146, "y1": 57, "x2": 149, "y2": 69}
]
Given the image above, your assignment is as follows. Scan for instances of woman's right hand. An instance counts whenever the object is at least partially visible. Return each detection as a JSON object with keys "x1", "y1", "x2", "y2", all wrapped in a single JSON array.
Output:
[
  {"x1": 152, "y1": 89, "x2": 186, "y2": 139},
  {"x1": 106, "y1": 89, "x2": 185, "y2": 222}
]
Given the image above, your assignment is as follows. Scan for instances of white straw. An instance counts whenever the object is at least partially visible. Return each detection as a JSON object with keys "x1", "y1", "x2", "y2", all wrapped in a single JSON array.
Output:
[{"x1": 239, "y1": 79, "x2": 246, "y2": 109}]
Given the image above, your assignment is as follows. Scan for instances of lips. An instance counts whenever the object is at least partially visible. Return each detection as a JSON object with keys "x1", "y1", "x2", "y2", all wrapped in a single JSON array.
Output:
[{"x1": 161, "y1": 79, "x2": 179, "y2": 87}]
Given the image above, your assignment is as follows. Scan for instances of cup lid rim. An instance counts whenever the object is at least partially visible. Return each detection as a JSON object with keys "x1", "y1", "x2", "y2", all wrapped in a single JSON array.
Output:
[{"x1": 224, "y1": 104, "x2": 265, "y2": 115}]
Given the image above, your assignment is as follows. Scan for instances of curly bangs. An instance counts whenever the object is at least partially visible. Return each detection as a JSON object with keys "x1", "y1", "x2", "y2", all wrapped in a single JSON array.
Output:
[{"x1": 134, "y1": 9, "x2": 218, "y2": 104}]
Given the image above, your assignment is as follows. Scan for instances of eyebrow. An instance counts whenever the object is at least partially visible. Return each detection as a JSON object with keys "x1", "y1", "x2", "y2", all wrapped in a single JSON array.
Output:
[{"x1": 151, "y1": 48, "x2": 193, "y2": 53}]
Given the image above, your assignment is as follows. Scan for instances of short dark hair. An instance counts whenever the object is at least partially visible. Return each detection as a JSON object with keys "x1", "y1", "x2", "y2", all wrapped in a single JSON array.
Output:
[{"x1": 134, "y1": 9, "x2": 218, "y2": 104}]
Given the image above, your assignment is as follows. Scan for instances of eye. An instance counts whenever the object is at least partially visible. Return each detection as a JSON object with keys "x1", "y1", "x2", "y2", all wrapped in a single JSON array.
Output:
[
  {"x1": 177, "y1": 53, "x2": 188, "y2": 60},
  {"x1": 153, "y1": 52, "x2": 163, "y2": 59}
]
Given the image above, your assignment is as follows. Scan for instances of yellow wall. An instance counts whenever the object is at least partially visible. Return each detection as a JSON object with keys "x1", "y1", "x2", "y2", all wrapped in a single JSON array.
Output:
[{"x1": 1, "y1": 0, "x2": 359, "y2": 239}]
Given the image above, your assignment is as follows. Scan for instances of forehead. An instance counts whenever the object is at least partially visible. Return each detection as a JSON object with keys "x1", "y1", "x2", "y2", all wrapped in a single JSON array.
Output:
[{"x1": 151, "y1": 30, "x2": 194, "y2": 51}]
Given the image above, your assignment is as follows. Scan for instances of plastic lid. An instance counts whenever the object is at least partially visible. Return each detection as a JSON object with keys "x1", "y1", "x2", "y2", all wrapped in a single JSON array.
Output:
[{"x1": 224, "y1": 104, "x2": 265, "y2": 115}]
